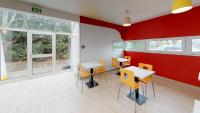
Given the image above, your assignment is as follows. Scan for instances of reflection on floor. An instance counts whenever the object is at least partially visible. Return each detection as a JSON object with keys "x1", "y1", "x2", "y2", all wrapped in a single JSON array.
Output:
[{"x1": 0, "y1": 71, "x2": 199, "y2": 113}]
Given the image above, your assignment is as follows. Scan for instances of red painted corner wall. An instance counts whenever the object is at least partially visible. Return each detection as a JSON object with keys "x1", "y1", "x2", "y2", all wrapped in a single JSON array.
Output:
[{"x1": 123, "y1": 6, "x2": 200, "y2": 87}]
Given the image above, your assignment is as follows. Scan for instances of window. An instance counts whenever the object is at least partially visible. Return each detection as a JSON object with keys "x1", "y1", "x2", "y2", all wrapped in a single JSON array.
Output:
[
  {"x1": 148, "y1": 38, "x2": 184, "y2": 53},
  {"x1": 2, "y1": 30, "x2": 27, "y2": 78},
  {"x1": 56, "y1": 34, "x2": 71, "y2": 71},
  {"x1": 54, "y1": 21, "x2": 71, "y2": 33},
  {"x1": 187, "y1": 36, "x2": 200, "y2": 55},
  {"x1": 6, "y1": 10, "x2": 29, "y2": 29},
  {"x1": 0, "y1": 7, "x2": 75, "y2": 81},
  {"x1": 112, "y1": 41, "x2": 124, "y2": 51},
  {"x1": 0, "y1": 9, "x2": 3, "y2": 27},
  {"x1": 27, "y1": 15, "x2": 54, "y2": 31},
  {"x1": 192, "y1": 39, "x2": 200, "y2": 53},
  {"x1": 32, "y1": 34, "x2": 52, "y2": 54},
  {"x1": 125, "y1": 40, "x2": 145, "y2": 52}
]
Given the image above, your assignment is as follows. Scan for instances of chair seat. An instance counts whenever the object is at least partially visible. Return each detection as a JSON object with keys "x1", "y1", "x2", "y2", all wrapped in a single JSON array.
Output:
[
  {"x1": 79, "y1": 71, "x2": 90, "y2": 78},
  {"x1": 139, "y1": 75, "x2": 153, "y2": 84},
  {"x1": 94, "y1": 66, "x2": 106, "y2": 74}
]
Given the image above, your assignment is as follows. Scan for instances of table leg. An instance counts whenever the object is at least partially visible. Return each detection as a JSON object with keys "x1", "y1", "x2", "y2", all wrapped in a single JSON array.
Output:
[
  {"x1": 86, "y1": 68, "x2": 99, "y2": 88},
  {"x1": 127, "y1": 77, "x2": 146, "y2": 105},
  {"x1": 116, "y1": 62, "x2": 123, "y2": 75}
]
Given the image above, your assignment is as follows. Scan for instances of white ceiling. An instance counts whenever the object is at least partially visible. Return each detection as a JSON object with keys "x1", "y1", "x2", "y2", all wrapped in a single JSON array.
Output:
[{"x1": 19, "y1": 0, "x2": 200, "y2": 25}]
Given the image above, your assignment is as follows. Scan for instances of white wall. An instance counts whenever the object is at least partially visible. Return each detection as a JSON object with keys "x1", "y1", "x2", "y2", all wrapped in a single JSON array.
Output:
[{"x1": 80, "y1": 23, "x2": 123, "y2": 70}]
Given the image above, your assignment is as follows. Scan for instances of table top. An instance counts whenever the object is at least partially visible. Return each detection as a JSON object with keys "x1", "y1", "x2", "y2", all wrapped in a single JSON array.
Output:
[
  {"x1": 193, "y1": 100, "x2": 200, "y2": 113},
  {"x1": 117, "y1": 58, "x2": 128, "y2": 62},
  {"x1": 82, "y1": 62, "x2": 103, "y2": 70},
  {"x1": 124, "y1": 66, "x2": 155, "y2": 79}
]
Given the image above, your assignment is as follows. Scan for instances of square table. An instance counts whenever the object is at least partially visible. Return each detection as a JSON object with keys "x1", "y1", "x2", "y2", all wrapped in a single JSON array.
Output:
[
  {"x1": 124, "y1": 66, "x2": 155, "y2": 105},
  {"x1": 116, "y1": 58, "x2": 129, "y2": 75},
  {"x1": 117, "y1": 58, "x2": 129, "y2": 67},
  {"x1": 82, "y1": 62, "x2": 103, "y2": 88}
]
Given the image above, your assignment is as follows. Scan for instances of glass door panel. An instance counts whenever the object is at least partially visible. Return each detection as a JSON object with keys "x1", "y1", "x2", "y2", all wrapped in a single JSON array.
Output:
[
  {"x1": 56, "y1": 34, "x2": 71, "y2": 71},
  {"x1": 32, "y1": 33, "x2": 53, "y2": 76}
]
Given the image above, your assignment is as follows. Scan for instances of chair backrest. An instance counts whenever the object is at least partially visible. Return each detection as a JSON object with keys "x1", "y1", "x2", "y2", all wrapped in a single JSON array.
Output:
[
  {"x1": 112, "y1": 58, "x2": 119, "y2": 67},
  {"x1": 125, "y1": 56, "x2": 131, "y2": 61},
  {"x1": 138, "y1": 63, "x2": 153, "y2": 71},
  {"x1": 120, "y1": 68, "x2": 136, "y2": 87},
  {"x1": 99, "y1": 59, "x2": 105, "y2": 65},
  {"x1": 77, "y1": 63, "x2": 83, "y2": 74}
]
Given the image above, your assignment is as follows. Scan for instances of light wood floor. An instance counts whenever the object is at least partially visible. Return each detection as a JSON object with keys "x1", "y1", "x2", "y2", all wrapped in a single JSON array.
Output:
[{"x1": 0, "y1": 70, "x2": 199, "y2": 113}]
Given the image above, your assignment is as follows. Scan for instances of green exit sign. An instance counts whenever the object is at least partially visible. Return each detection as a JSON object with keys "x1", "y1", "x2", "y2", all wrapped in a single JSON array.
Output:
[{"x1": 32, "y1": 7, "x2": 42, "y2": 13}]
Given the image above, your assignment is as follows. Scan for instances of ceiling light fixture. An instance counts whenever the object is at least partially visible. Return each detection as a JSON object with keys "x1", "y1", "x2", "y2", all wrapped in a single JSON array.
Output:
[
  {"x1": 123, "y1": 10, "x2": 132, "y2": 27},
  {"x1": 172, "y1": 0, "x2": 193, "y2": 14}
]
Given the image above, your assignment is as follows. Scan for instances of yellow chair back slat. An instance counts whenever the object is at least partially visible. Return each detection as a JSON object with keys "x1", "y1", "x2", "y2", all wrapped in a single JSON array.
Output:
[
  {"x1": 119, "y1": 68, "x2": 139, "y2": 89},
  {"x1": 95, "y1": 59, "x2": 106, "y2": 74},
  {"x1": 124, "y1": 56, "x2": 131, "y2": 65},
  {"x1": 139, "y1": 63, "x2": 153, "y2": 71},
  {"x1": 112, "y1": 58, "x2": 120, "y2": 68},
  {"x1": 138, "y1": 63, "x2": 153, "y2": 82},
  {"x1": 78, "y1": 63, "x2": 90, "y2": 78}
]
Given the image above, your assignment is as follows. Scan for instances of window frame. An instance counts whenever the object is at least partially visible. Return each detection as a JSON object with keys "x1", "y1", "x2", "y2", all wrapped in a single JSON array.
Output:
[
  {"x1": 112, "y1": 41, "x2": 124, "y2": 51},
  {"x1": 125, "y1": 40, "x2": 146, "y2": 52},
  {"x1": 146, "y1": 37, "x2": 186, "y2": 55},
  {"x1": 186, "y1": 36, "x2": 200, "y2": 56}
]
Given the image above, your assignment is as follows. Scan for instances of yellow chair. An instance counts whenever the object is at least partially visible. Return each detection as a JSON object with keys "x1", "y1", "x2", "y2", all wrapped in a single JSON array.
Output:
[
  {"x1": 110, "y1": 58, "x2": 120, "y2": 75},
  {"x1": 124, "y1": 56, "x2": 131, "y2": 67},
  {"x1": 94, "y1": 59, "x2": 107, "y2": 82},
  {"x1": 117, "y1": 68, "x2": 140, "y2": 113},
  {"x1": 139, "y1": 63, "x2": 155, "y2": 98},
  {"x1": 76, "y1": 63, "x2": 91, "y2": 93}
]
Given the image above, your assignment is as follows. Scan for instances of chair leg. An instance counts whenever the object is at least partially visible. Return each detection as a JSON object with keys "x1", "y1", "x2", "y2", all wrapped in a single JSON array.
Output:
[
  {"x1": 110, "y1": 68, "x2": 113, "y2": 76},
  {"x1": 81, "y1": 79, "x2": 84, "y2": 93},
  {"x1": 152, "y1": 81, "x2": 156, "y2": 97},
  {"x1": 76, "y1": 74, "x2": 80, "y2": 87},
  {"x1": 104, "y1": 73, "x2": 107, "y2": 83},
  {"x1": 117, "y1": 83, "x2": 122, "y2": 99},
  {"x1": 145, "y1": 84, "x2": 147, "y2": 100},
  {"x1": 142, "y1": 85, "x2": 145, "y2": 101},
  {"x1": 130, "y1": 88, "x2": 132, "y2": 98},
  {"x1": 134, "y1": 90, "x2": 137, "y2": 113}
]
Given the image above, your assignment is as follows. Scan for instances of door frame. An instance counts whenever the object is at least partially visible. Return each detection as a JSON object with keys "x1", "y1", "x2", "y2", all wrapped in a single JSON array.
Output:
[{"x1": 28, "y1": 30, "x2": 56, "y2": 78}]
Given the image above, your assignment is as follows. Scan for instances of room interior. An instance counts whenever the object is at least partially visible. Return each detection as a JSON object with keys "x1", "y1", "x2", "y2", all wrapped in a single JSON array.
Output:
[{"x1": 0, "y1": 0, "x2": 200, "y2": 113}]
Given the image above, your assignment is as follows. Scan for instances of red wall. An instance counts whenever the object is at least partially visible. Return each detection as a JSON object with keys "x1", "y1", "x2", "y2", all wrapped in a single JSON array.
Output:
[{"x1": 124, "y1": 6, "x2": 200, "y2": 87}]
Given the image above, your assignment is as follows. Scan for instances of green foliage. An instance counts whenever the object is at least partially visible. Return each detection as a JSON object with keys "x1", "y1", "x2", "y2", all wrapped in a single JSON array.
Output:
[
  {"x1": 32, "y1": 34, "x2": 52, "y2": 54},
  {"x1": 3, "y1": 31, "x2": 27, "y2": 62},
  {"x1": 56, "y1": 34, "x2": 70, "y2": 60}
]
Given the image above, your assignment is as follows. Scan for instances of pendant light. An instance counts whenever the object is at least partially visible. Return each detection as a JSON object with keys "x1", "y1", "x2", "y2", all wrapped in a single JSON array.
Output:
[
  {"x1": 123, "y1": 10, "x2": 132, "y2": 27},
  {"x1": 172, "y1": 0, "x2": 193, "y2": 14}
]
